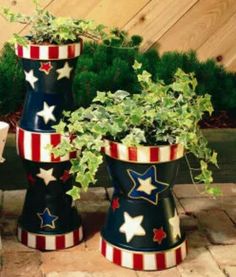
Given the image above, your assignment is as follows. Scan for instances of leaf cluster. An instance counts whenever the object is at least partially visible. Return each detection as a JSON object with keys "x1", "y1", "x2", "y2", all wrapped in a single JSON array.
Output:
[{"x1": 53, "y1": 63, "x2": 220, "y2": 199}]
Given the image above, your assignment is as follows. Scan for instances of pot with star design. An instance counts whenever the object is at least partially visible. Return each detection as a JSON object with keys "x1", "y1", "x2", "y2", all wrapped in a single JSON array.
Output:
[
  {"x1": 100, "y1": 140, "x2": 187, "y2": 270},
  {"x1": 15, "y1": 42, "x2": 83, "y2": 250}
]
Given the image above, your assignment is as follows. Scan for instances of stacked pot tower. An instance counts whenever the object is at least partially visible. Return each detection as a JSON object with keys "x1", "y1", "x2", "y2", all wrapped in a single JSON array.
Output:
[{"x1": 15, "y1": 41, "x2": 83, "y2": 250}]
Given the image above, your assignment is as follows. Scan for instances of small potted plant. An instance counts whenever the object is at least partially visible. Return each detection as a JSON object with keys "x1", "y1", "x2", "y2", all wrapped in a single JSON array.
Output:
[
  {"x1": 0, "y1": 121, "x2": 9, "y2": 163},
  {"x1": 1, "y1": 0, "x2": 110, "y2": 250},
  {"x1": 52, "y1": 61, "x2": 219, "y2": 270}
]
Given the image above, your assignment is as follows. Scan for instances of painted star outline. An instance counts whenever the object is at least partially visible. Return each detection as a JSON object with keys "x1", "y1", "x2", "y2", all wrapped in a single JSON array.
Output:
[
  {"x1": 127, "y1": 165, "x2": 169, "y2": 205},
  {"x1": 37, "y1": 208, "x2": 58, "y2": 229}
]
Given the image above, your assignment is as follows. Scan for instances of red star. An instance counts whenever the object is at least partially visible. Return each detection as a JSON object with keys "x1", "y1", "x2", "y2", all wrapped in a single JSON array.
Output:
[
  {"x1": 60, "y1": 170, "x2": 71, "y2": 183},
  {"x1": 111, "y1": 197, "x2": 120, "y2": 211},
  {"x1": 39, "y1": 62, "x2": 53, "y2": 75},
  {"x1": 27, "y1": 173, "x2": 36, "y2": 185},
  {"x1": 153, "y1": 227, "x2": 166, "y2": 244}
]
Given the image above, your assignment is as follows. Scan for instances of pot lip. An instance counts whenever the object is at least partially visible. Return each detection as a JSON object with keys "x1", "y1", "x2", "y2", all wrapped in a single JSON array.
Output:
[{"x1": 15, "y1": 39, "x2": 82, "y2": 48}]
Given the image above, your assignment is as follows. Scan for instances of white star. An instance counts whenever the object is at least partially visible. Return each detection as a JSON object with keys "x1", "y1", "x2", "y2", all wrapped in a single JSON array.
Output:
[
  {"x1": 37, "y1": 168, "x2": 56, "y2": 186},
  {"x1": 56, "y1": 62, "x2": 73, "y2": 80},
  {"x1": 119, "y1": 212, "x2": 146, "y2": 243},
  {"x1": 169, "y1": 209, "x2": 181, "y2": 239},
  {"x1": 24, "y1": 69, "x2": 38, "y2": 89},
  {"x1": 137, "y1": 177, "x2": 156, "y2": 195},
  {"x1": 37, "y1": 102, "x2": 56, "y2": 124}
]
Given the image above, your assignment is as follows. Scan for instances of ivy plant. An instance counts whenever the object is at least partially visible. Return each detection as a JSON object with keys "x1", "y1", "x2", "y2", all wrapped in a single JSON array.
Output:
[
  {"x1": 52, "y1": 62, "x2": 220, "y2": 200},
  {"x1": 1, "y1": 0, "x2": 119, "y2": 45}
]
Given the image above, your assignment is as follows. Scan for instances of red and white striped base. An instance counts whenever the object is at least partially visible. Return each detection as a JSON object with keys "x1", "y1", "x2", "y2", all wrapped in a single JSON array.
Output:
[
  {"x1": 17, "y1": 225, "x2": 83, "y2": 250},
  {"x1": 100, "y1": 237, "x2": 187, "y2": 271}
]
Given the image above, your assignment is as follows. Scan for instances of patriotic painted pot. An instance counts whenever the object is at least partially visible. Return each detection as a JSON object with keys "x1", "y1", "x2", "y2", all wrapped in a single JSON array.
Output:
[
  {"x1": 15, "y1": 41, "x2": 83, "y2": 250},
  {"x1": 100, "y1": 140, "x2": 187, "y2": 270},
  {"x1": 0, "y1": 121, "x2": 9, "y2": 163}
]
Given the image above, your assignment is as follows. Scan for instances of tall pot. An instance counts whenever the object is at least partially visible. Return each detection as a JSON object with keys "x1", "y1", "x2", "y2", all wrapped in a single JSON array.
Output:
[
  {"x1": 100, "y1": 140, "x2": 187, "y2": 270},
  {"x1": 15, "y1": 41, "x2": 83, "y2": 250}
]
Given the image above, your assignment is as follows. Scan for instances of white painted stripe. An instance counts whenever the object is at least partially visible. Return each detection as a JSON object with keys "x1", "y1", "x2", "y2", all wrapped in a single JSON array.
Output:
[
  {"x1": 39, "y1": 46, "x2": 49, "y2": 60},
  {"x1": 137, "y1": 146, "x2": 150, "y2": 163},
  {"x1": 106, "y1": 243, "x2": 113, "y2": 262},
  {"x1": 118, "y1": 143, "x2": 129, "y2": 161},
  {"x1": 17, "y1": 227, "x2": 22, "y2": 241},
  {"x1": 59, "y1": 46, "x2": 68, "y2": 60},
  {"x1": 177, "y1": 144, "x2": 184, "y2": 159},
  {"x1": 27, "y1": 233, "x2": 36, "y2": 248},
  {"x1": 121, "y1": 250, "x2": 133, "y2": 268},
  {"x1": 45, "y1": 236, "x2": 56, "y2": 250},
  {"x1": 165, "y1": 250, "x2": 176, "y2": 268},
  {"x1": 40, "y1": 133, "x2": 51, "y2": 162},
  {"x1": 99, "y1": 237, "x2": 103, "y2": 252},
  {"x1": 79, "y1": 227, "x2": 83, "y2": 241},
  {"x1": 24, "y1": 131, "x2": 32, "y2": 160},
  {"x1": 75, "y1": 43, "x2": 81, "y2": 57},
  {"x1": 65, "y1": 233, "x2": 74, "y2": 248},
  {"x1": 104, "y1": 143, "x2": 111, "y2": 157},
  {"x1": 143, "y1": 253, "x2": 156, "y2": 270},
  {"x1": 181, "y1": 241, "x2": 187, "y2": 259},
  {"x1": 159, "y1": 146, "x2": 170, "y2": 162},
  {"x1": 23, "y1": 46, "x2": 30, "y2": 59}
]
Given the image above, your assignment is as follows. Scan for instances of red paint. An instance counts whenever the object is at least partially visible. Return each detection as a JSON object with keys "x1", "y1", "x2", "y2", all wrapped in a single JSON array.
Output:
[
  {"x1": 31, "y1": 133, "x2": 41, "y2": 161},
  {"x1": 39, "y1": 62, "x2": 52, "y2": 74},
  {"x1": 60, "y1": 170, "x2": 71, "y2": 183},
  {"x1": 153, "y1": 227, "x2": 167, "y2": 244},
  {"x1": 113, "y1": 248, "x2": 122, "y2": 265},
  {"x1": 101, "y1": 239, "x2": 107, "y2": 256},
  {"x1": 17, "y1": 45, "x2": 23, "y2": 57},
  {"x1": 133, "y1": 253, "x2": 143, "y2": 270},
  {"x1": 56, "y1": 235, "x2": 66, "y2": 249},
  {"x1": 18, "y1": 128, "x2": 25, "y2": 158},
  {"x1": 175, "y1": 247, "x2": 182, "y2": 264},
  {"x1": 30, "y1": 46, "x2": 40, "y2": 59},
  {"x1": 128, "y1": 146, "x2": 137, "y2": 161},
  {"x1": 110, "y1": 142, "x2": 119, "y2": 159},
  {"x1": 69, "y1": 151, "x2": 77, "y2": 159},
  {"x1": 68, "y1": 44, "x2": 76, "y2": 58},
  {"x1": 73, "y1": 229, "x2": 80, "y2": 245},
  {"x1": 150, "y1": 147, "x2": 159, "y2": 162},
  {"x1": 49, "y1": 46, "x2": 59, "y2": 59},
  {"x1": 50, "y1": 134, "x2": 61, "y2": 162},
  {"x1": 111, "y1": 197, "x2": 120, "y2": 211},
  {"x1": 155, "y1": 253, "x2": 166, "y2": 270},
  {"x1": 21, "y1": 230, "x2": 28, "y2": 245},
  {"x1": 36, "y1": 236, "x2": 46, "y2": 250},
  {"x1": 170, "y1": 144, "x2": 178, "y2": 160}
]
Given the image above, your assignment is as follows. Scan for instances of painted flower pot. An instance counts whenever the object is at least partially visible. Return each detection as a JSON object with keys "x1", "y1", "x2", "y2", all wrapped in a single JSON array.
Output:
[
  {"x1": 0, "y1": 121, "x2": 9, "y2": 163},
  {"x1": 15, "y1": 42, "x2": 83, "y2": 250},
  {"x1": 100, "y1": 140, "x2": 187, "y2": 270}
]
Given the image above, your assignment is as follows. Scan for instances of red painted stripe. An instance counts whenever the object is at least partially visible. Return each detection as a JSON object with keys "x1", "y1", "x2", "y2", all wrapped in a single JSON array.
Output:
[
  {"x1": 150, "y1": 147, "x2": 159, "y2": 162},
  {"x1": 128, "y1": 147, "x2": 137, "y2": 161},
  {"x1": 170, "y1": 144, "x2": 178, "y2": 160},
  {"x1": 113, "y1": 248, "x2": 122, "y2": 266},
  {"x1": 73, "y1": 229, "x2": 80, "y2": 244},
  {"x1": 155, "y1": 253, "x2": 166, "y2": 270},
  {"x1": 68, "y1": 44, "x2": 75, "y2": 58},
  {"x1": 56, "y1": 235, "x2": 65, "y2": 249},
  {"x1": 17, "y1": 45, "x2": 23, "y2": 57},
  {"x1": 36, "y1": 236, "x2": 46, "y2": 250},
  {"x1": 133, "y1": 253, "x2": 143, "y2": 270},
  {"x1": 101, "y1": 239, "x2": 107, "y2": 256},
  {"x1": 31, "y1": 133, "x2": 41, "y2": 161},
  {"x1": 21, "y1": 230, "x2": 28, "y2": 245},
  {"x1": 30, "y1": 46, "x2": 40, "y2": 59},
  {"x1": 18, "y1": 128, "x2": 25, "y2": 158},
  {"x1": 175, "y1": 247, "x2": 182, "y2": 264},
  {"x1": 110, "y1": 142, "x2": 119, "y2": 159},
  {"x1": 69, "y1": 151, "x2": 77, "y2": 159},
  {"x1": 50, "y1": 134, "x2": 61, "y2": 162},
  {"x1": 49, "y1": 46, "x2": 59, "y2": 59}
]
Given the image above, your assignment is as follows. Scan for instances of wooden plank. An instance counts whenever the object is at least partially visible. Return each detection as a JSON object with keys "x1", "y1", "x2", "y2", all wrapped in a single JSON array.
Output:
[
  {"x1": 84, "y1": 0, "x2": 150, "y2": 28},
  {"x1": 198, "y1": 12, "x2": 236, "y2": 71},
  {"x1": 124, "y1": 0, "x2": 198, "y2": 51},
  {"x1": 157, "y1": 0, "x2": 236, "y2": 55},
  {"x1": 0, "y1": 0, "x2": 51, "y2": 49}
]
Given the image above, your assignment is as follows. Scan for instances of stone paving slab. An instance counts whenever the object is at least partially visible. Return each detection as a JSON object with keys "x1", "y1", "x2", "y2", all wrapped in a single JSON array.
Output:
[{"x1": 0, "y1": 185, "x2": 235, "y2": 276}]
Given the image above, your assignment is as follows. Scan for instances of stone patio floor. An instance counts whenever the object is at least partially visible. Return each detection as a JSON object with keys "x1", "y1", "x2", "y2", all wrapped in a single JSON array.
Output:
[{"x1": 0, "y1": 183, "x2": 236, "y2": 277}]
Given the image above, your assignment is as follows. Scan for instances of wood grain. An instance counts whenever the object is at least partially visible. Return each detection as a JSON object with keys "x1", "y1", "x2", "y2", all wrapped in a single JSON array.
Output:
[
  {"x1": 157, "y1": 0, "x2": 236, "y2": 54},
  {"x1": 124, "y1": 0, "x2": 198, "y2": 51}
]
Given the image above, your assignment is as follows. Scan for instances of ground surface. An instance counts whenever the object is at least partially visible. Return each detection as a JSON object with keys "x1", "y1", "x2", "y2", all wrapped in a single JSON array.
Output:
[{"x1": 0, "y1": 184, "x2": 236, "y2": 277}]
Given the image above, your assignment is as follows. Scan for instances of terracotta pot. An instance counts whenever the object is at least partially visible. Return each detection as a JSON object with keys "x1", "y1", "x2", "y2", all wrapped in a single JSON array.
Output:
[
  {"x1": 15, "y1": 41, "x2": 83, "y2": 250},
  {"x1": 0, "y1": 121, "x2": 9, "y2": 163},
  {"x1": 100, "y1": 140, "x2": 187, "y2": 270}
]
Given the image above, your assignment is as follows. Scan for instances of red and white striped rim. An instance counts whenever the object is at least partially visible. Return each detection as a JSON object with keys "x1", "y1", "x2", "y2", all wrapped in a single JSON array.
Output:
[
  {"x1": 17, "y1": 225, "x2": 83, "y2": 250},
  {"x1": 16, "y1": 127, "x2": 77, "y2": 162},
  {"x1": 15, "y1": 40, "x2": 82, "y2": 60},
  {"x1": 100, "y1": 237, "x2": 187, "y2": 270},
  {"x1": 102, "y1": 140, "x2": 184, "y2": 164}
]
